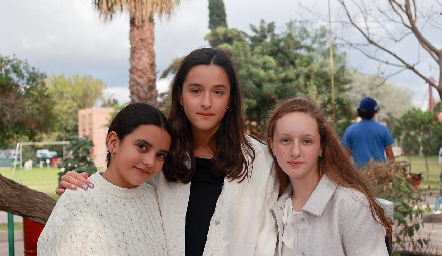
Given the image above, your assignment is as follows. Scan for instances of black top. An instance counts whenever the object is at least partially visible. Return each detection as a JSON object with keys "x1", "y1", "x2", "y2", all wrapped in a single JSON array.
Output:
[{"x1": 185, "y1": 157, "x2": 224, "y2": 256}]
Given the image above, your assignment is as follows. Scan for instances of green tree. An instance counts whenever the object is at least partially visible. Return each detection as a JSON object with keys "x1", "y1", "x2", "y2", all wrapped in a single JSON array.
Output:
[
  {"x1": 207, "y1": 0, "x2": 228, "y2": 47},
  {"x1": 100, "y1": 96, "x2": 119, "y2": 108},
  {"x1": 46, "y1": 74, "x2": 107, "y2": 141},
  {"x1": 392, "y1": 108, "x2": 442, "y2": 180},
  {"x1": 0, "y1": 54, "x2": 57, "y2": 225},
  {"x1": 92, "y1": 0, "x2": 181, "y2": 106},
  {"x1": 208, "y1": 0, "x2": 227, "y2": 30},
  {"x1": 205, "y1": 27, "x2": 246, "y2": 48},
  {"x1": 0, "y1": 54, "x2": 56, "y2": 148},
  {"x1": 59, "y1": 135, "x2": 97, "y2": 182},
  {"x1": 434, "y1": 100, "x2": 442, "y2": 113},
  {"x1": 226, "y1": 20, "x2": 354, "y2": 136}
]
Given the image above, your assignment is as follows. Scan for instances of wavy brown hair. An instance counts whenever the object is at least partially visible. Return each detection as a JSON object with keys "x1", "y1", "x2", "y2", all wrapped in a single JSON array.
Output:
[
  {"x1": 266, "y1": 98, "x2": 392, "y2": 232},
  {"x1": 163, "y1": 47, "x2": 255, "y2": 183}
]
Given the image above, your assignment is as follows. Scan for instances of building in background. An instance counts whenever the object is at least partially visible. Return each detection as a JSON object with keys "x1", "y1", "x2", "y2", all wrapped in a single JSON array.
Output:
[{"x1": 78, "y1": 107, "x2": 113, "y2": 169}]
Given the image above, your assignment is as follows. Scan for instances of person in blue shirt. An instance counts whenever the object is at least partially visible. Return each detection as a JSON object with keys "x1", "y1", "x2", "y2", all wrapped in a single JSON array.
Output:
[{"x1": 341, "y1": 97, "x2": 395, "y2": 168}]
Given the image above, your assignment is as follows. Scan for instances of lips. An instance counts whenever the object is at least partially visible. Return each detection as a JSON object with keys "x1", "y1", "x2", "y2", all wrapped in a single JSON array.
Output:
[
  {"x1": 135, "y1": 167, "x2": 151, "y2": 175},
  {"x1": 289, "y1": 161, "x2": 302, "y2": 167},
  {"x1": 198, "y1": 112, "x2": 213, "y2": 117}
]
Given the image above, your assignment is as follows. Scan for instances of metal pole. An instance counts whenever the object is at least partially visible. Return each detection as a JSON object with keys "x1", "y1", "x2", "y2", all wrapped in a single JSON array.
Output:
[
  {"x1": 328, "y1": 0, "x2": 336, "y2": 122},
  {"x1": 19, "y1": 143, "x2": 23, "y2": 183},
  {"x1": 7, "y1": 213, "x2": 15, "y2": 256},
  {"x1": 12, "y1": 143, "x2": 19, "y2": 179}
]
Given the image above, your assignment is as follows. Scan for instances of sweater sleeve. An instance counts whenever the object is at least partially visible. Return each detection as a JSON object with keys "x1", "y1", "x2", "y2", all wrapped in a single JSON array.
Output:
[
  {"x1": 37, "y1": 191, "x2": 91, "y2": 256},
  {"x1": 255, "y1": 149, "x2": 279, "y2": 256},
  {"x1": 341, "y1": 199, "x2": 388, "y2": 256}
]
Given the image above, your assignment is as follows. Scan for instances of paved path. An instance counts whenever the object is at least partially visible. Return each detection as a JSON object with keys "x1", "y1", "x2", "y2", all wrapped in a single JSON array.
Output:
[
  {"x1": 0, "y1": 212, "x2": 23, "y2": 256},
  {"x1": 417, "y1": 192, "x2": 442, "y2": 254},
  {"x1": 0, "y1": 241, "x2": 23, "y2": 256}
]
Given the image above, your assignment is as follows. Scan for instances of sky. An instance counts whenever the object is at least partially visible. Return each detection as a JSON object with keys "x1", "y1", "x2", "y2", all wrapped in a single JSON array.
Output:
[{"x1": 1, "y1": 0, "x2": 440, "y2": 109}]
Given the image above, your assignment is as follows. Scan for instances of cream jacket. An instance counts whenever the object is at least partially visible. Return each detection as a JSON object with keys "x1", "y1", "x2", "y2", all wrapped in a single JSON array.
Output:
[
  {"x1": 153, "y1": 137, "x2": 279, "y2": 256},
  {"x1": 271, "y1": 174, "x2": 388, "y2": 256}
]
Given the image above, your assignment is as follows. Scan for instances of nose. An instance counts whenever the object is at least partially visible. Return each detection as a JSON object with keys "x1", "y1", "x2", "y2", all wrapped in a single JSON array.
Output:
[
  {"x1": 201, "y1": 92, "x2": 212, "y2": 109},
  {"x1": 142, "y1": 153, "x2": 155, "y2": 168},
  {"x1": 291, "y1": 142, "x2": 301, "y2": 158}
]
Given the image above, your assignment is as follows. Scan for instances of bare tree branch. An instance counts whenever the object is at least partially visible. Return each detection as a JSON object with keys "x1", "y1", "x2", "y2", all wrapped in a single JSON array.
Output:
[{"x1": 334, "y1": 0, "x2": 442, "y2": 99}]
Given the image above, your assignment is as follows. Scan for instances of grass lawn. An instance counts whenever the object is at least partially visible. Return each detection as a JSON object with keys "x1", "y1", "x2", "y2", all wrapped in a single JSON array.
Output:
[
  {"x1": 0, "y1": 222, "x2": 22, "y2": 231},
  {"x1": 0, "y1": 167, "x2": 61, "y2": 200},
  {"x1": 396, "y1": 155, "x2": 442, "y2": 191}
]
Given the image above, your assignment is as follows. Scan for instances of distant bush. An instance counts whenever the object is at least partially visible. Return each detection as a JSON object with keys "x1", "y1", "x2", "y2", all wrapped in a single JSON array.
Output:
[{"x1": 362, "y1": 161, "x2": 437, "y2": 254}]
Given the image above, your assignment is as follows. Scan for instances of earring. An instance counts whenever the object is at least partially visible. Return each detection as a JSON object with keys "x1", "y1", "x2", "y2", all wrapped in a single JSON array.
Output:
[{"x1": 184, "y1": 152, "x2": 191, "y2": 170}]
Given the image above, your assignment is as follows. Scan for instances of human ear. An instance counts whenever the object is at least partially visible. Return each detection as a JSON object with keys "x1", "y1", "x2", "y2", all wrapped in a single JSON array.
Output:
[{"x1": 107, "y1": 132, "x2": 118, "y2": 153}]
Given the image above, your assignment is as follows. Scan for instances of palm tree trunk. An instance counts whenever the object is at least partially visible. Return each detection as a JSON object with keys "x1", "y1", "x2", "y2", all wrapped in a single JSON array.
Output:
[{"x1": 129, "y1": 16, "x2": 158, "y2": 106}]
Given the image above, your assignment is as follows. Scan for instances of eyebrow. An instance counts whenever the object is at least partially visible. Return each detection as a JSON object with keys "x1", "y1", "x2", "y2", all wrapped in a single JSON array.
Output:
[
  {"x1": 136, "y1": 139, "x2": 170, "y2": 154},
  {"x1": 279, "y1": 133, "x2": 318, "y2": 138},
  {"x1": 186, "y1": 83, "x2": 228, "y2": 89}
]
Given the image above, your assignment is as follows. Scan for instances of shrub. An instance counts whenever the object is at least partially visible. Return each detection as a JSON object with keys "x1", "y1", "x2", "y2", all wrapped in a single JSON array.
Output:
[
  {"x1": 362, "y1": 161, "x2": 437, "y2": 254},
  {"x1": 58, "y1": 136, "x2": 97, "y2": 182}
]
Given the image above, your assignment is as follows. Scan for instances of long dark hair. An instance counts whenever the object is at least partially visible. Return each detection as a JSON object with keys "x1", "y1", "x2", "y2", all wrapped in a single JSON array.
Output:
[
  {"x1": 164, "y1": 47, "x2": 255, "y2": 183},
  {"x1": 266, "y1": 98, "x2": 392, "y2": 232},
  {"x1": 105, "y1": 103, "x2": 171, "y2": 167}
]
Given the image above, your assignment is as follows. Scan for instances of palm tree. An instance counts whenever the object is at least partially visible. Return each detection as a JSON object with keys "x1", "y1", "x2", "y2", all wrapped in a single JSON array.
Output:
[{"x1": 93, "y1": 0, "x2": 180, "y2": 106}]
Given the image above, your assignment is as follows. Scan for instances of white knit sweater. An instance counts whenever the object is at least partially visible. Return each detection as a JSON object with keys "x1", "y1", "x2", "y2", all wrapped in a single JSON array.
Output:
[{"x1": 37, "y1": 172, "x2": 167, "y2": 256}]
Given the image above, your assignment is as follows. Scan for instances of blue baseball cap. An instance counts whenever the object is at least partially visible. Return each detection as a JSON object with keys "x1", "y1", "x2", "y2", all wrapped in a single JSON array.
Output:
[{"x1": 358, "y1": 97, "x2": 380, "y2": 112}]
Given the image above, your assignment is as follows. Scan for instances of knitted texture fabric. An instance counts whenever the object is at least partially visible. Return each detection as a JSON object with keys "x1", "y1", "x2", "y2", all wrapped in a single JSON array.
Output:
[{"x1": 38, "y1": 172, "x2": 167, "y2": 256}]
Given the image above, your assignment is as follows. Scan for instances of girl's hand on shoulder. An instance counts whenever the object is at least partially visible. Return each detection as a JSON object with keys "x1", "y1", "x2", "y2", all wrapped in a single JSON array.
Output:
[{"x1": 55, "y1": 171, "x2": 94, "y2": 196}]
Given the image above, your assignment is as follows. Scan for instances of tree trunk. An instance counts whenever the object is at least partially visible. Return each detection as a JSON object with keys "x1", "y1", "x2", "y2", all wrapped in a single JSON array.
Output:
[
  {"x1": 0, "y1": 174, "x2": 55, "y2": 225},
  {"x1": 129, "y1": 16, "x2": 158, "y2": 106}
]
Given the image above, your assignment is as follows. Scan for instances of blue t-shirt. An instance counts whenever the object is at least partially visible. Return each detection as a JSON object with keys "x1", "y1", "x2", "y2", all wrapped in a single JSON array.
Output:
[{"x1": 341, "y1": 120, "x2": 394, "y2": 168}]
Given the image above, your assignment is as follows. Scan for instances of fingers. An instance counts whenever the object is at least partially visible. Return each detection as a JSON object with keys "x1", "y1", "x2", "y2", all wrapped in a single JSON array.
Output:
[
  {"x1": 81, "y1": 172, "x2": 89, "y2": 179},
  {"x1": 59, "y1": 171, "x2": 94, "y2": 191},
  {"x1": 59, "y1": 180, "x2": 77, "y2": 190},
  {"x1": 55, "y1": 188, "x2": 65, "y2": 196}
]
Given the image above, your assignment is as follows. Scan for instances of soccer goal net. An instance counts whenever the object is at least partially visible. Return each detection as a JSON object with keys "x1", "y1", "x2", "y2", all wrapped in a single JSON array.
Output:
[{"x1": 12, "y1": 141, "x2": 70, "y2": 179}]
